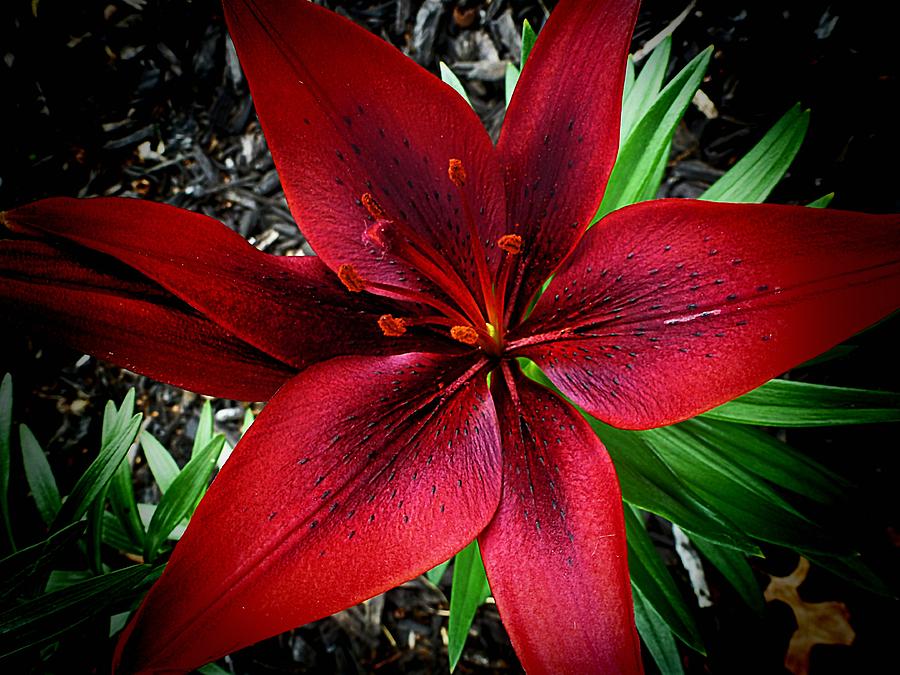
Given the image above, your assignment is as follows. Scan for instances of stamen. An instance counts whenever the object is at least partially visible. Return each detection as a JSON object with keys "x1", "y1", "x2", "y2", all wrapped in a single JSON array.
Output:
[
  {"x1": 378, "y1": 314, "x2": 407, "y2": 337},
  {"x1": 450, "y1": 325, "x2": 479, "y2": 345},
  {"x1": 498, "y1": 234, "x2": 523, "y2": 255},
  {"x1": 448, "y1": 158, "x2": 467, "y2": 187},
  {"x1": 338, "y1": 264, "x2": 366, "y2": 292},
  {"x1": 361, "y1": 192, "x2": 388, "y2": 220}
]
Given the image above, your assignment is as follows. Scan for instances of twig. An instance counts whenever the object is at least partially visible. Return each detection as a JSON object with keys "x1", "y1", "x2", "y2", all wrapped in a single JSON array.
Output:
[{"x1": 633, "y1": 1, "x2": 696, "y2": 63}]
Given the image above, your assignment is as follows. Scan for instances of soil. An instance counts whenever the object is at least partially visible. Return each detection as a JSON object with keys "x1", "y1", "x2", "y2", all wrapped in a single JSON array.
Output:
[{"x1": 1, "y1": 1, "x2": 897, "y2": 673}]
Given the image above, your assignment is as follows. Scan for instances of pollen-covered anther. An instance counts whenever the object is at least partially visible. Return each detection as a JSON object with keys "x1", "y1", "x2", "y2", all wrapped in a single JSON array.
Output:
[
  {"x1": 378, "y1": 314, "x2": 407, "y2": 337},
  {"x1": 498, "y1": 234, "x2": 523, "y2": 255},
  {"x1": 450, "y1": 325, "x2": 479, "y2": 346},
  {"x1": 448, "y1": 158, "x2": 467, "y2": 187},
  {"x1": 337, "y1": 264, "x2": 366, "y2": 293},
  {"x1": 361, "y1": 192, "x2": 387, "y2": 220}
]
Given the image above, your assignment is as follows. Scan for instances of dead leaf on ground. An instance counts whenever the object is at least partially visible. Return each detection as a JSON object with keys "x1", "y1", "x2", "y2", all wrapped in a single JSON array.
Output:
[{"x1": 764, "y1": 556, "x2": 855, "y2": 675}]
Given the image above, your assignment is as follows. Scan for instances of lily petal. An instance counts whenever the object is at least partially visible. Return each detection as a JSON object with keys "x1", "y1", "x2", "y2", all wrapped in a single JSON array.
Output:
[
  {"x1": 479, "y1": 364, "x2": 642, "y2": 674},
  {"x1": 512, "y1": 200, "x2": 900, "y2": 429},
  {"x1": 2, "y1": 197, "x2": 450, "y2": 369},
  {"x1": 1, "y1": 240, "x2": 293, "y2": 400},
  {"x1": 223, "y1": 0, "x2": 506, "y2": 307},
  {"x1": 114, "y1": 353, "x2": 502, "y2": 673},
  {"x1": 498, "y1": 0, "x2": 639, "y2": 322}
]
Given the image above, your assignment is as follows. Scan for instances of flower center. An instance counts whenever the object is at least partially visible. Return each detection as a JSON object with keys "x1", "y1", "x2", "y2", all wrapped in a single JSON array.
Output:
[{"x1": 337, "y1": 159, "x2": 524, "y2": 357}]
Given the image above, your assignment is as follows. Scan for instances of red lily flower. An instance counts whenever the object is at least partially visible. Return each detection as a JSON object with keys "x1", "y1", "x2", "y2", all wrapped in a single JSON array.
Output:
[{"x1": 2, "y1": 0, "x2": 899, "y2": 672}]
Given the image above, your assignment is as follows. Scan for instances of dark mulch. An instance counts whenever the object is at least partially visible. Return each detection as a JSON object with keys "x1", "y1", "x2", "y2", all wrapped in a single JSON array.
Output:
[{"x1": 1, "y1": 1, "x2": 897, "y2": 673}]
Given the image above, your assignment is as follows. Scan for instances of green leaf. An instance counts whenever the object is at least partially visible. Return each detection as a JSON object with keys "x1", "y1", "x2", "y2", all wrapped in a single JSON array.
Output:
[
  {"x1": 197, "y1": 663, "x2": 232, "y2": 675},
  {"x1": 622, "y1": 55, "x2": 635, "y2": 103},
  {"x1": 193, "y1": 399, "x2": 214, "y2": 456},
  {"x1": 633, "y1": 586, "x2": 685, "y2": 675},
  {"x1": 520, "y1": 18, "x2": 536, "y2": 66},
  {"x1": 690, "y1": 533, "x2": 764, "y2": 614},
  {"x1": 597, "y1": 46, "x2": 712, "y2": 219},
  {"x1": 802, "y1": 550, "x2": 892, "y2": 597},
  {"x1": 625, "y1": 507, "x2": 703, "y2": 652},
  {"x1": 807, "y1": 192, "x2": 834, "y2": 208},
  {"x1": 86, "y1": 482, "x2": 110, "y2": 573},
  {"x1": 0, "y1": 563, "x2": 160, "y2": 659},
  {"x1": 44, "y1": 569, "x2": 93, "y2": 593},
  {"x1": 0, "y1": 521, "x2": 86, "y2": 603},
  {"x1": 241, "y1": 408, "x2": 255, "y2": 436},
  {"x1": 137, "y1": 503, "x2": 188, "y2": 542},
  {"x1": 144, "y1": 435, "x2": 225, "y2": 561},
  {"x1": 140, "y1": 430, "x2": 180, "y2": 493},
  {"x1": 797, "y1": 344, "x2": 856, "y2": 369},
  {"x1": 520, "y1": 360, "x2": 755, "y2": 552},
  {"x1": 641, "y1": 425, "x2": 838, "y2": 553},
  {"x1": 504, "y1": 62, "x2": 519, "y2": 108},
  {"x1": 682, "y1": 418, "x2": 846, "y2": 504},
  {"x1": 621, "y1": 35, "x2": 672, "y2": 142},
  {"x1": 704, "y1": 379, "x2": 900, "y2": 427},
  {"x1": 702, "y1": 104, "x2": 809, "y2": 203},
  {"x1": 20, "y1": 424, "x2": 61, "y2": 526},
  {"x1": 448, "y1": 539, "x2": 491, "y2": 672},
  {"x1": 52, "y1": 411, "x2": 141, "y2": 530},
  {"x1": 102, "y1": 511, "x2": 143, "y2": 556},
  {"x1": 108, "y1": 457, "x2": 145, "y2": 549},
  {"x1": 440, "y1": 61, "x2": 472, "y2": 108},
  {"x1": 0, "y1": 373, "x2": 14, "y2": 551},
  {"x1": 426, "y1": 558, "x2": 450, "y2": 585}
]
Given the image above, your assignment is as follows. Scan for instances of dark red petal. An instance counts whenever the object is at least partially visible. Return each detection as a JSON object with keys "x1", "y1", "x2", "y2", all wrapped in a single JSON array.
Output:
[
  {"x1": 222, "y1": 0, "x2": 505, "y2": 307},
  {"x1": 498, "y1": 0, "x2": 640, "y2": 323},
  {"x1": 512, "y1": 200, "x2": 900, "y2": 429},
  {"x1": 479, "y1": 364, "x2": 642, "y2": 674},
  {"x1": 3, "y1": 197, "x2": 452, "y2": 368},
  {"x1": 1, "y1": 240, "x2": 293, "y2": 400},
  {"x1": 114, "y1": 353, "x2": 501, "y2": 673}
]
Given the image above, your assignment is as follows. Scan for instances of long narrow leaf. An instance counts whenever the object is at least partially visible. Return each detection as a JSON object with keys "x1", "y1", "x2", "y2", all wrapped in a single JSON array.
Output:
[
  {"x1": 426, "y1": 559, "x2": 450, "y2": 585},
  {"x1": 140, "y1": 431, "x2": 180, "y2": 493},
  {"x1": 144, "y1": 435, "x2": 225, "y2": 561},
  {"x1": 690, "y1": 533, "x2": 764, "y2": 614},
  {"x1": 702, "y1": 104, "x2": 809, "y2": 203},
  {"x1": 633, "y1": 586, "x2": 685, "y2": 675},
  {"x1": 520, "y1": 360, "x2": 756, "y2": 552},
  {"x1": 0, "y1": 564, "x2": 159, "y2": 659},
  {"x1": 440, "y1": 62, "x2": 472, "y2": 108},
  {"x1": 0, "y1": 374, "x2": 13, "y2": 550},
  {"x1": 192, "y1": 399, "x2": 214, "y2": 456},
  {"x1": 703, "y1": 379, "x2": 900, "y2": 427},
  {"x1": 621, "y1": 35, "x2": 672, "y2": 141},
  {"x1": 108, "y1": 458, "x2": 145, "y2": 548},
  {"x1": 20, "y1": 424, "x2": 61, "y2": 526},
  {"x1": 597, "y1": 46, "x2": 712, "y2": 219},
  {"x1": 0, "y1": 521, "x2": 86, "y2": 603},
  {"x1": 448, "y1": 539, "x2": 491, "y2": 672},
  {"x1": 52, "y1": 412, "x2": 141, "y2": 529},
  {"x1": 624, "y1": 507, "x2": 704, "y2": 652}
]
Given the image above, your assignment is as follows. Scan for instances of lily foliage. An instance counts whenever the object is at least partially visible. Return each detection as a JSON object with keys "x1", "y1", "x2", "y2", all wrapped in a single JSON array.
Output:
[{"x1": 1, "y1": 0, "x2": 898, "y2": 673}]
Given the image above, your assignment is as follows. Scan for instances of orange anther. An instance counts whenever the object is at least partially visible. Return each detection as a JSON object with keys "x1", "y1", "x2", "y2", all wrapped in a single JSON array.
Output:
[
  {"x1": 450, "y1": 325, "x2": 479, "y2": 346},
  {"x1": 448, "y1": 158, "x2": 467, "y2": 187},
  {"x1": 378, "y1": 314, "x2": 407, "y2": 337},
  {"x1": 498, "y1": 234, "x2": 523, "y2": 255},
  {"x1": 361, "y1": 192, "x2": 387, "y2": 220},
  {"x1": 337, "y1": 264, "x2": 366, "y2": 293}
]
